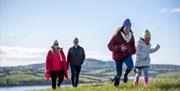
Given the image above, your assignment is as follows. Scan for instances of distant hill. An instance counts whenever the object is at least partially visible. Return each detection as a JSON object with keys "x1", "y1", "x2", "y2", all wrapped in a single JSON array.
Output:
[
  {"x1": 1, "y1": 58, "x2": 180, "y2": 74},
  {"x1": 0, "y1": 58, "x2": 180, "y2": 86}
]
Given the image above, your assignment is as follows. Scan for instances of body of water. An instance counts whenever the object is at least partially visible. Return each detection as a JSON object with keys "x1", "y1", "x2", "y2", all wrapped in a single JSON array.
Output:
[{"x1": 0, "y1": 85, "x2": 50, "y2": 91}]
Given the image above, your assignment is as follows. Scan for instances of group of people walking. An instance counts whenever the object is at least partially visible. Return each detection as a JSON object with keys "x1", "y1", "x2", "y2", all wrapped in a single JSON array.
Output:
[
  {"x1": 45, "y1": 37, "x2": 85, "y2": 89},
  {"x1": 45, "y1": 18, "x2": 160, "y2": 89}
]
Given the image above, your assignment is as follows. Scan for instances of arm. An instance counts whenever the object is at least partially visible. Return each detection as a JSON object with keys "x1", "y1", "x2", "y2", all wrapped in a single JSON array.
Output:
[
  {"x1": 60, "y1": 49, "x2": 69, "y2": 79},
  {"x1": 81, "y1": 48, "x2": 86, "y2": 65},
  {"x1": 108, "y1": 35, "x2": 122, "y2": 52},
  {"x1": 150, "y1": 44, "x2": 160, "y2": 53},
  {"x1": 60, "y1": 49, "x2": 68, "y2": 69},
  {"x1": 131, "y1": 36, "x2": 136, "y2": 55},
  {"x1": 45, "y1": 50, "x2": 52, "y2": 80},
  {"x1": 46, "y1": 50, "x2": 52, "y2": 71},
  {"x1": 67, "y1": 49, "x2": 71, "y2": 66},
  {"x1": 60, "y1": 48, "x2": 67, "y2": 63}
]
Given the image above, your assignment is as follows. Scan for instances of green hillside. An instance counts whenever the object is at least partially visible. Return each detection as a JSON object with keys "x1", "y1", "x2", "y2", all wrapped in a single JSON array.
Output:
[{"x1": 28, "y1": 79, "x2": 180, "y2": 91}]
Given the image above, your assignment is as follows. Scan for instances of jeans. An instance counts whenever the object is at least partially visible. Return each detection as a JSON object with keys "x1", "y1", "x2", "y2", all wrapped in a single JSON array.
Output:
[
  {"x1": 115, "y1": 56, "x2": 134, "y2": 79},
  {"x1": 70, "y1": 64, "x2": 81, "y2": 87}
]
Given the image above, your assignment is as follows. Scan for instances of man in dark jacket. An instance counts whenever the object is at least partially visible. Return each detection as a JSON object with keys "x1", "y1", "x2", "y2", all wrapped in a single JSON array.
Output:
[{"x1": 67, "y1": 37, "x2": 85, "y2": 87}]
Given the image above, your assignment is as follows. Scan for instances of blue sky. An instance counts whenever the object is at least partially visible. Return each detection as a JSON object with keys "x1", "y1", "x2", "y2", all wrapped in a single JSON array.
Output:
[{"x1": 0, "y1": 0, "x2": 180, "y2": 66}]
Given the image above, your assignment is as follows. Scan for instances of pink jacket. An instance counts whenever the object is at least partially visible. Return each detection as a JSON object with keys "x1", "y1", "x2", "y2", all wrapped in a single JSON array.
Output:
[{"x1": 45, "y1": 48, "x2": 68, "y2": 80}]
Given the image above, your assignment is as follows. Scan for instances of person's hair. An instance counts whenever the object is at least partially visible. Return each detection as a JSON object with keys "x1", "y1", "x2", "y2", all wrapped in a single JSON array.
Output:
[
  {"x1": 51, "y1": 45, "x2": 60, "y2": 53},
  {"x1": 114, "y1": 26, "x2": 133, "y2": 35}
]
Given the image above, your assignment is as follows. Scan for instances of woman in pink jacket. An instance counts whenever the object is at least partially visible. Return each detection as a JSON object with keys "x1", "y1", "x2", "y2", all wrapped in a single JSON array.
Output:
[{"x1": 45, "y1": 40, "x2": 68, "y2": 89}]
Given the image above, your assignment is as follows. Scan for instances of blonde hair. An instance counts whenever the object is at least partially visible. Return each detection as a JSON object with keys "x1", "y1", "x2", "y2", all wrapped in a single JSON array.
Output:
[
  {"x1": 114, "y1": 27, "x2": 121, "y2": 35},
  {"x1": 114, "y1": 26, "x2": 133, "y2": 35}
]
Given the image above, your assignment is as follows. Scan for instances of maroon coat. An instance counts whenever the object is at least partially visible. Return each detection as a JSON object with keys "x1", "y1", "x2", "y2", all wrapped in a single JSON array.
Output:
[{"x1": 108, "y1": 32, "x2": 136, "y2": 61}]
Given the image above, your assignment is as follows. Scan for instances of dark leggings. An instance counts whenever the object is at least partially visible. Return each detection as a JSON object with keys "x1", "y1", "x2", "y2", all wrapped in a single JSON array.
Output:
[{"x1": 50, "y1": 69, "x2": 64, "y2": 89}]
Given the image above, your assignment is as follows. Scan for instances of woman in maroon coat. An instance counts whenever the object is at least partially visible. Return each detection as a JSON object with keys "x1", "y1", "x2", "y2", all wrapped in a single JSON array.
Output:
[{"x1": 108, "y1": 18, "x2": 136, "y2": 87}]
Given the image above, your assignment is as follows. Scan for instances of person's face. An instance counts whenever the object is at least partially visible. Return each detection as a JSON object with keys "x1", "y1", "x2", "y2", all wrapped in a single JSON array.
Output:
[
  {"x1": 144, "y1": 37, "x2": 150, "y2": 44},
  {"x1": 123, "y1": 26, "x2": 131, "y2": 34},
  {"x1": 54, "y1": 44, "x2": 58, "y2": 49},
  {"x1": 73, "y1": 38, "x2": 79, "y2": 45}
]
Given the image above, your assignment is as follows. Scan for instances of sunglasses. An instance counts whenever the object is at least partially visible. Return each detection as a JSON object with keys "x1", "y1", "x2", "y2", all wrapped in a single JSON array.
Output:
[{"x1": 54, "y1": 44, "x2": 59, "y2": 46}]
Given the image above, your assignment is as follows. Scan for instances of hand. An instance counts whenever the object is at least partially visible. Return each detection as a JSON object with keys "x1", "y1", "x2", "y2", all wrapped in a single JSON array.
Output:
[
  {"x1": 121, "y1": 44, "x2": 127, "y2": 52},
  {"x1": 156, "y1": 44, "x2": 160, "y2": 49},
  {"x1": 45, "y1": 70, "x2": 50, "y2": 80}
]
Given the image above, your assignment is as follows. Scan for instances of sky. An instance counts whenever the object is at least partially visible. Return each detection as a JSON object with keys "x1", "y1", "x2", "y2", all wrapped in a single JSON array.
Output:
[{"x1": 0, "y1": 0, "x2": 180, "y2": 66}]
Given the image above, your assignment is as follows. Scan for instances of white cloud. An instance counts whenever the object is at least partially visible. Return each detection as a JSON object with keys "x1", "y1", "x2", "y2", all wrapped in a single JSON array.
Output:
[
  {"x1": 0, "y1": 46, "x2": 48, "y2": 66},
  {"x1": 0, "y1": 46, "x2": 111, "y2": 66},
  {"x1": 85, "y1": 51, "x2": 111, "y2": 61},
  {"x1": 160, "y1": 7, "x2": 180, "y2": 13},
  {"x1": 160, "y1": 8, "x2": 168, "y2": 13},
  {"x1": 7, "y1": 32, "x2": 15, "y2": 36},
  {"x1": 0, "y1": 46, "x2": 179, "y2": 66},
  {"x1": 170, "y1": 7, "x2": 180, "y2": 13}
]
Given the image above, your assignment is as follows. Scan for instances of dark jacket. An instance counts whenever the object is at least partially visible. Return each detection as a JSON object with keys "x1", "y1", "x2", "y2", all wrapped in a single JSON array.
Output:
[
  {"x1": 67, "y1": 46, "x2": 85, "y2": 66},
  {"x1": 108, "y1": 32, "x2": 136, "y2": 61}
]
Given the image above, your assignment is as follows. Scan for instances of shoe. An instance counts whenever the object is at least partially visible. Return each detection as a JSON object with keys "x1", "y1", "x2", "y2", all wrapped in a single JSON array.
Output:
[
  {"x1": 144, "y1": 77, "x2": 148, "y2": 86},
  {"x1": 123, "y1": 74, "x2": 128, "y2": 83},
  {"x1": 114, "y1": 77, "x2": 120, "y2": 87},
  {"x1": 134, "y1": 76, "x2": 139, "y2": 86}
]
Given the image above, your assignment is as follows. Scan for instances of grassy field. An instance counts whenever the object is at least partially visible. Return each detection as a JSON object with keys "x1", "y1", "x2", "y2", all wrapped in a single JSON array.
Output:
[
  {"x1": 0, "y1": 73, "x2": 107, "y2": 86},
  {"x1": 156, "y1": 72, "x2": 180, "y2": 79},
  {"x1": 28, "y1": 79, "x2": 180, "y2": 91}
]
